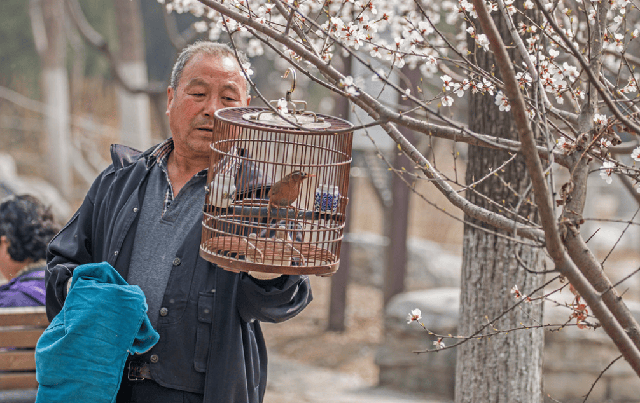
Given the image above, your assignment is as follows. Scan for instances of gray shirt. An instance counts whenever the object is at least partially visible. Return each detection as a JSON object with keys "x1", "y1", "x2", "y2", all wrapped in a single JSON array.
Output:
[{"x1": 127, "y1": 163, "x2": 206, "y2": 328}]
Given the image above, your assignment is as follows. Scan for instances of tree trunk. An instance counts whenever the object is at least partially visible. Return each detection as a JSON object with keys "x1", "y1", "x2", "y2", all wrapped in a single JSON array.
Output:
[
  {"x1": 114, "y1": 0, "x2": 152, "y2": 151},
  {"x1": 455, "y1": 8, "x2": 545, "y2": 403},
  {"x1": 383, "y1": 66, "x2": 419, "y2": 307},
  {"x1": 41, "y1": 0, "x2": 72, "y2": 195},
  {"x1": 328, "y1": 54, "x2": 353, "y2": 332}
]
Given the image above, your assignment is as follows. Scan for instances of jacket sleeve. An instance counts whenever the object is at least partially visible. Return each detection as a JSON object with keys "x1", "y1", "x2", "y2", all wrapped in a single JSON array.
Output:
[
  {"x1": 45, "y1": 167, "x2": 112, "y2": 321},
  {"x1": 236, "y1": 273, "x2": 312, "y2": 323}
]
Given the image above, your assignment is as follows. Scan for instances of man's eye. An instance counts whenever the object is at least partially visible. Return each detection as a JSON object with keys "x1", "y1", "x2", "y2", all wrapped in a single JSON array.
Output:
[
  {"x1": 223, "y1": 97, "x2": 237, "y2": 102},
  {"x1": 190, "y1": 93, "x2": 205, "y2": 97}
]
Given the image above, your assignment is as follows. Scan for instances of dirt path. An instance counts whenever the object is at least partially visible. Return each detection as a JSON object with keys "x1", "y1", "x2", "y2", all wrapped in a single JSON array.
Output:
[
  {"x1": 264, "y1": 352, "x2": 447, "y2": 403},
  {"x1": 261, "y1": 276, "x2": 447, "y2": 403}
]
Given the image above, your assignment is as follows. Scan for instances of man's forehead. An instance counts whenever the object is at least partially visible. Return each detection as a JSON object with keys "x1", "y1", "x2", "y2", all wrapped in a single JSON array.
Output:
[
  {"x1": 218, "y1": 56, "x2": 240, "y2": 70},
  {"x1": 181, "y1": 54, "x2": 245, "y2": 87},
  {"x1": 185, "y1": 53, "x2": 241, "y2": 74},
  {"x1": 184, "y1": 78, "x2": 243, "y2": 96}
]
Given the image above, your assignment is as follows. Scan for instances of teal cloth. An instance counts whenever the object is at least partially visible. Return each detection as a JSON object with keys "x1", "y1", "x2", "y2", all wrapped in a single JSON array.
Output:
[{"x1": 35, "y1": 262, "x2": 159, "y2": 403}]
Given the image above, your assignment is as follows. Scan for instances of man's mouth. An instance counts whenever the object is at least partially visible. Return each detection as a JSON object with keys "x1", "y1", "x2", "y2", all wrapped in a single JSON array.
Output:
[{"x1": 196, "y1": 127, "x2": 213, "y2": 133}]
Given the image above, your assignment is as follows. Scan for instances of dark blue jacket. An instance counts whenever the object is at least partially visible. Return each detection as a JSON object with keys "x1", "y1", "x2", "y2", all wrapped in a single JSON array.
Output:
[{"x1": 45, "y1": 143, "x2": 312, "y2": 403}]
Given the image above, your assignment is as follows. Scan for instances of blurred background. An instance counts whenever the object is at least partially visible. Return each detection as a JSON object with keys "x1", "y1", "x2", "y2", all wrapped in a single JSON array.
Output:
[{"x1": 1, "y1": 1, "x2": 639, "y2": 402}]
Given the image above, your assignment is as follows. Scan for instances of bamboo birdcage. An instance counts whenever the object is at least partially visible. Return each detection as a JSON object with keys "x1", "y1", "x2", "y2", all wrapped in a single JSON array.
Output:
[{"x1": 199, "y1": 73, "x2": 353, "y2": 277}]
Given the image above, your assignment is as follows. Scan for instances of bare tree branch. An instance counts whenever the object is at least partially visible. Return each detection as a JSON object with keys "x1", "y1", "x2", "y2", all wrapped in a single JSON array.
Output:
[
  {"x1": 494, "y1": 0, "x2": 579, "y2": 125},
  {"x1": 198, "y1": 0, "x2": 550, "y2": 242},
  {"x1": 162, "y1": 8, "x2": 199, "y2": 51},
  {"x1": 64, "y1": 0, "x2": 166, "y2": 95},
  {"x1": 28, "y1": 0, "x2": 48, "y2": 57}
]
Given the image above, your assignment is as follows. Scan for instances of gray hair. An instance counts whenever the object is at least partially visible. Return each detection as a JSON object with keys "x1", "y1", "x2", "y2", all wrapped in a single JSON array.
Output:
[{"x1": 170, "y1": 41, "x2": 251, "y2": 97}]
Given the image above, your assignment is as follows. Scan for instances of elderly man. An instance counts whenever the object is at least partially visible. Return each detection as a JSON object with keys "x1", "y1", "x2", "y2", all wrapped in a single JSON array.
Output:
[{"x1": 45, "y1": 41, "x2": 312, "y2": 403}]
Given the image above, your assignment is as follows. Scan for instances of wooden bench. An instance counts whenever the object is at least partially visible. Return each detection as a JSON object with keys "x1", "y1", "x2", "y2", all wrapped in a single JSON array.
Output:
[{"x1": 0, "y1": 306, "x2": 49, "y2": 391}]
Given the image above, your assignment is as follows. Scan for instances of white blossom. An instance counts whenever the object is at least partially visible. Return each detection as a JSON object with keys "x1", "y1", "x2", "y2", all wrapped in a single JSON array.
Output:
[
  {"x1": 495, "y1": 91, "x2": 511, "y2": 111},
  {"x1": 599, "y1": 137, "x2": 612, "y2": 148},
  {"x1": 339, "y1": 76, "x2": 360, "y2": 96},
  {"x1": 407, "y1": 308, "x2": 422, "y2": 324},
  {"x1": 417, "y1": 21, "x2": 434, "y2": 36},
  {"x1": 562, "y1": 62, "x2": 580, "y2": 82},
  {"x1": 482, "y1": 78, "x2": 495, "y2": 95},
  {"x1": 556, "y1": 136, "x2": 573, "y2": 154},
  {"x1": 246, "y1": 39, "x2": 264, "y2": 57},
  {"x1": 241, "y1": 63, "x2": 254, "y2": 77},
  {"x1": 276, "y1": 98, "x2": 289, "y2": 115},
  {"x1": 193, "y1": 21, "x2": 208, "y2": 33},
  {"x1": 594, "y1": 114, "x2": 608, "y2": 126},
  {"x1": 516, "y1": 72, "x2": 532, "y2": 87},
  {"x1": 452, "y1": 82, "x2": 465, "y2": 97},
  {"x1": 441, "y1": 74, "x2": 453, "y2": 90},
  {"x1": 511, "y1": 285, "x2": 522, "y2": 299},
  {"x1": 476, "y1": 34, "x2": 491, "y2": 51},
  {"x1": 600, "y1": 160, "x2": 616, "y2": 184}
]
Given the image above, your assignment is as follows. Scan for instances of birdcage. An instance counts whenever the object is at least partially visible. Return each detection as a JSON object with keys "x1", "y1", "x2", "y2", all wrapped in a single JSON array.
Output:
[{"x1": 200, "y1": 72, "x2": 353, "y2": 277}]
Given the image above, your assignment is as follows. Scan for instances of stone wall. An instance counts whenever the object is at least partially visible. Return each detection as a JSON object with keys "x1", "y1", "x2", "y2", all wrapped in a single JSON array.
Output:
[
  {"x1": 346, "y1": 233, "x2": 461, "y2": 290},
  {"x1": 543, "y1": 297, "x2": 640, "y2": 402},
  {"x1": 376, "y1": 289, "x2": 458, "y2": 398}
]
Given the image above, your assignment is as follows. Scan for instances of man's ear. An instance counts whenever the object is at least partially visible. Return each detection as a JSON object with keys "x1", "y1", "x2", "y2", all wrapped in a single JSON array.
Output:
[
  {"x1": 166, "y1": 86, "x2": 174, "y2": 116},
  {"x1": 245, "y1": 95, "x2": 251, "y2": 106}
]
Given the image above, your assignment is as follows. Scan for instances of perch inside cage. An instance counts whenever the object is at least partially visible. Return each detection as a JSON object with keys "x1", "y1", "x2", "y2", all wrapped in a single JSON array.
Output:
[{"x1": 199, "y1": 76, "x2": 353, "y2": 276}]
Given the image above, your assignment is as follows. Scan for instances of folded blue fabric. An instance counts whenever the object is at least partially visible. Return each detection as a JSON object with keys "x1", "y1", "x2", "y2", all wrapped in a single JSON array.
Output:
[{"x1": 35, "y1": 262, "x2": 159, "y2": 403}]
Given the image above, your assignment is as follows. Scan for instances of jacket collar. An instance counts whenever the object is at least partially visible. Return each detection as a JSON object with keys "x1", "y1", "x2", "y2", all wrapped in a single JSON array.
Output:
[{"x1": 110, "y1": 139, "x2": 174, "y2": 170}]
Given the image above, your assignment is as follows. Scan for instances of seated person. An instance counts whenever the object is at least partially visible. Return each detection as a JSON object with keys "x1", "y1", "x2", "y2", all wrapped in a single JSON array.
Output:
[{"x1": 0, "y1": 195, "x2": 58, "y2": 307}]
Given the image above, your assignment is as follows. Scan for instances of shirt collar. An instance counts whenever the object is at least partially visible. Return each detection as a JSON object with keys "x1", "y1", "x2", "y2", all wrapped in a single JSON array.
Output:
[
  {"x1": 149, "y1": 137, "x2": 208, "y2": 178},
  {"x1": 148, "y1": 138, "x2": 175, "y2": 169}
]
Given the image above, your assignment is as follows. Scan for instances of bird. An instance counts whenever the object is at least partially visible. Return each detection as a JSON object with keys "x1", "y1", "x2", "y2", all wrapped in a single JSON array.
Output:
[{"x1": 267, "y1": 171, "x2": 315, "y2": 211}]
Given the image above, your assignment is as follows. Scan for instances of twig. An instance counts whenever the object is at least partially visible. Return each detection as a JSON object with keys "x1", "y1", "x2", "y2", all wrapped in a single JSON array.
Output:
[
  {"x1": 582, "y1": 355, "x2": 622, "y2": 403},
  {"x1": 601, "y1": 205, "x2": 640, "y2": 266},
  {"x1": 65, "y1": 0, "x2": 165, "y2": 95}
]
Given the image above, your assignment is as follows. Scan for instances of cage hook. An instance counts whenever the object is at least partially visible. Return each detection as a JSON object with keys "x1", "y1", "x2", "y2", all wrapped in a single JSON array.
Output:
[{"x1": 283, "y1": 68, "x2": 296, "y2": 102}]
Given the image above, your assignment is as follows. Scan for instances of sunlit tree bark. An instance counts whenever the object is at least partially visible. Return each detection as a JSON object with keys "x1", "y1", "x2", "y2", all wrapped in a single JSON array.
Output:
[
  {"x1": 36, "y1": 0, "x2": 72, "y2": 195},
  {"x1": 114, "y1": 0, "x2": 152, "y2": 150}
]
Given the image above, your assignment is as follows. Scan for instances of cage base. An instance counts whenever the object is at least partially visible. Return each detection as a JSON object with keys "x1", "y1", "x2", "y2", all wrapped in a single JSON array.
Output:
[{"x1": 199, "y1": 248, "x2": 338, "y2": 277}]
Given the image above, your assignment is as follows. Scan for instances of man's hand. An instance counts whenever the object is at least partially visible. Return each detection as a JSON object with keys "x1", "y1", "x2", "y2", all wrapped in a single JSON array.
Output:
[{"x1": 247, "y1": 271, "x2": 282, "y2": 280}]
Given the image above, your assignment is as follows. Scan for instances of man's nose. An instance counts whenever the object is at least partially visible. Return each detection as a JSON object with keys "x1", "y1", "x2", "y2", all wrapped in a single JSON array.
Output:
[{"x1": 203, "y1": 96, "x2": 223, "y2": 117}]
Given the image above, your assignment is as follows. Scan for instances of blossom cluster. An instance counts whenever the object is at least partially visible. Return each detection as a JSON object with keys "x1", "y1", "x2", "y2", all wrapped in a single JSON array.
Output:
[
  {"x1": 440, "y1": 74, "x2": 496, "y2": 108},
  {"x1": 161, "y1": 0, "x2": 640, "y2": 189}
]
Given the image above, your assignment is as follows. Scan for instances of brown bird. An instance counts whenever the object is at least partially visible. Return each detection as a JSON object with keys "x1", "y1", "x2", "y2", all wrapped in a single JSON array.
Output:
[{"x1": 267, "y1": 171, "x2": 315, "y2": 210}]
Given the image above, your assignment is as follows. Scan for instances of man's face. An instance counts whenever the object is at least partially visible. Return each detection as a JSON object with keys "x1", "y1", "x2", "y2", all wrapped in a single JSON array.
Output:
[{"x1": 166, "y1": 53, "x2": 250, "y2": 160}]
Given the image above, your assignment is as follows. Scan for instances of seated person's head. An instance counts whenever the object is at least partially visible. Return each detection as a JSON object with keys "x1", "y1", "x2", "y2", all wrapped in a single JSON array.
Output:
[{"x1": 0, "y1": 195, "x2": 58, "y2": 281}]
